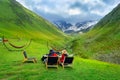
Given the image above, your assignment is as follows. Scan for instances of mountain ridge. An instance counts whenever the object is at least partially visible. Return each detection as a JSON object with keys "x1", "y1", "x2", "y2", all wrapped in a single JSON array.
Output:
[{"x1": 54, "y1": 20, "x2": 98, "y2": 33}]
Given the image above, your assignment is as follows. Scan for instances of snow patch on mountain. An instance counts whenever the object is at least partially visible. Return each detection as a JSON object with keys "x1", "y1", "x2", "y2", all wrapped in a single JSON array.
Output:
[
  {"x1": 54, "y1": 20, "x2": 98, "y2": 33},
  {"x1": 67, "y1": 21, "x2": 98, "y2": 32}
]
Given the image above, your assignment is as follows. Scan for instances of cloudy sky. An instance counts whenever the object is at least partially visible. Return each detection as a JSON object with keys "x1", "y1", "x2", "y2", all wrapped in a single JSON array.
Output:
[{"x1": 16, "y1": 0, "x2": 120, "y2": 23}]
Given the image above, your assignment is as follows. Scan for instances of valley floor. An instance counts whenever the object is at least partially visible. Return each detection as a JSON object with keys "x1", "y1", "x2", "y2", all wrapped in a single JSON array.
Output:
[
  {"x1": 0, "y1": 56, "x2": 120, "y2": 80},
  {"x1": 0, "y1": 42, "x2": 120, "y2": 80}
]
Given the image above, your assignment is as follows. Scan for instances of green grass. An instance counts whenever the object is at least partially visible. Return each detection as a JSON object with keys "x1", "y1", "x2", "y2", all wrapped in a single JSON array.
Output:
[
  {"x1": 0, "y1": 54, "x2": 120, "y2": 80},
  {"x1": 0, "y1": 41, "x2": 120, "y2": 80}
]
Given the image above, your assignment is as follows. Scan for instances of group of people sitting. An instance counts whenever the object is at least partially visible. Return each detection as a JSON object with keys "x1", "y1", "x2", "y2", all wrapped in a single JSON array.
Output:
[{"x1": 41, "y1": 49, "x2": 70, "y2": 64}]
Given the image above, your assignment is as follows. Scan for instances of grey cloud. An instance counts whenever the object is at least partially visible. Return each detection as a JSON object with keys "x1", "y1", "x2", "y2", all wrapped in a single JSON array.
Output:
[
  {"x1": 70, "y1": 1, "x2": 89, "y2": 11},
  {"x1": 16, "y1": 0, "x2": 120, "y2": 23}
]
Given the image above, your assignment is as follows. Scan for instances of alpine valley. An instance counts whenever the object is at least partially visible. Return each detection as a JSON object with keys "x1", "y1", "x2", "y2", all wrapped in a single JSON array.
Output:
[{"x1": 0, "y1": 0, "x2": 120, "y2": 80}]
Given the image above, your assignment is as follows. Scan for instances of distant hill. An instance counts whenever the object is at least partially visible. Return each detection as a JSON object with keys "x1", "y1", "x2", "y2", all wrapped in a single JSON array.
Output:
[
  {"x1": 0, "y1": 0, "x2": 65, "y2": 40},
  {"x1": 70, "y1": 4, "x2": 120, "y2": 64}
]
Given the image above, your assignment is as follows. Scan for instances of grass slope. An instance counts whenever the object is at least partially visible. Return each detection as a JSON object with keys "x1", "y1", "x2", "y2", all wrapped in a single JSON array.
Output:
[
  {"x1": 69, "y1": 4, "x2": 120, "y2": 63},
  {"x1": 0, "y1": 51, "x2": 120, "y2": 80},
  {"x1": 0, "y1": 38, "x2": 120, "y2": 80},
  {"x1": 0, "y1": 0, "x2": 65, "y2": 40},
  {"x1": 0, "y1": 0, "x2": 67, "y2": 52}
]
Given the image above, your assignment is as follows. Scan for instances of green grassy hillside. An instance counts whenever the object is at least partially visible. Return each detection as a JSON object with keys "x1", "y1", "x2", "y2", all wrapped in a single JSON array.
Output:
[
  {"x1": 0, "y1": 0, "x2": 65, "y2": 41},
  {"x1": 0, "y1": 0, "x2": 68, "y2": 53},
  {"x1": 69, "y1": 4, "x2": 120, "y2": 63}
]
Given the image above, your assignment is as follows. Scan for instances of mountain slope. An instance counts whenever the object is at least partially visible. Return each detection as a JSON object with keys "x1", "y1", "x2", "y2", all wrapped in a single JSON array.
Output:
[
  {"x1": 0, "y1": 0, "x2": 65, "y2": 40},
  {"x1": 85, "y1": 3, "x2": 120, "y2": 50},
  {"x1": 69, "y1": 4, "x2": 120, "y2": 63}
]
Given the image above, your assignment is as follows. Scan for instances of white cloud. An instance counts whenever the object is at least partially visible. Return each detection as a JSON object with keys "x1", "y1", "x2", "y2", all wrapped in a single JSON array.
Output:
[
  {"x1": 90, "y1": 2, "x2": 119, "y2": 16},
  {"x1": 91, "y1": 10, "x2": 106, "y2": 16},
  {"x1": 36, "y1": 5, "x2": 56, "y2": 14},
  {"x1": 16, "y1": 0, "x2": 120, "y2": 21},
  {"x1": 83, "y1": 0, "x2": 106, "y2": 6},
  {"x1": 68, "y1": 8, "x2": 81, "y2": 15}
]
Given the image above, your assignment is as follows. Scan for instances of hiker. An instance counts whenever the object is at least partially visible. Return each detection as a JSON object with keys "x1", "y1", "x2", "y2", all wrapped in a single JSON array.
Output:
[{"x1": 59, "y1": 50, "x2": 68, "y2": 63}]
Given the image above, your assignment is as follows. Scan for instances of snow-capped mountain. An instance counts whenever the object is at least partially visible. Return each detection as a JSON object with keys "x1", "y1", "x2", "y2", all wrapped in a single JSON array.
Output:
[
  {"x1": 54, "y1": 20, "x2": 72, "y2": 32},
  {"x1": 54, "y1": 20, "x2": 98, "y2": 33}
]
